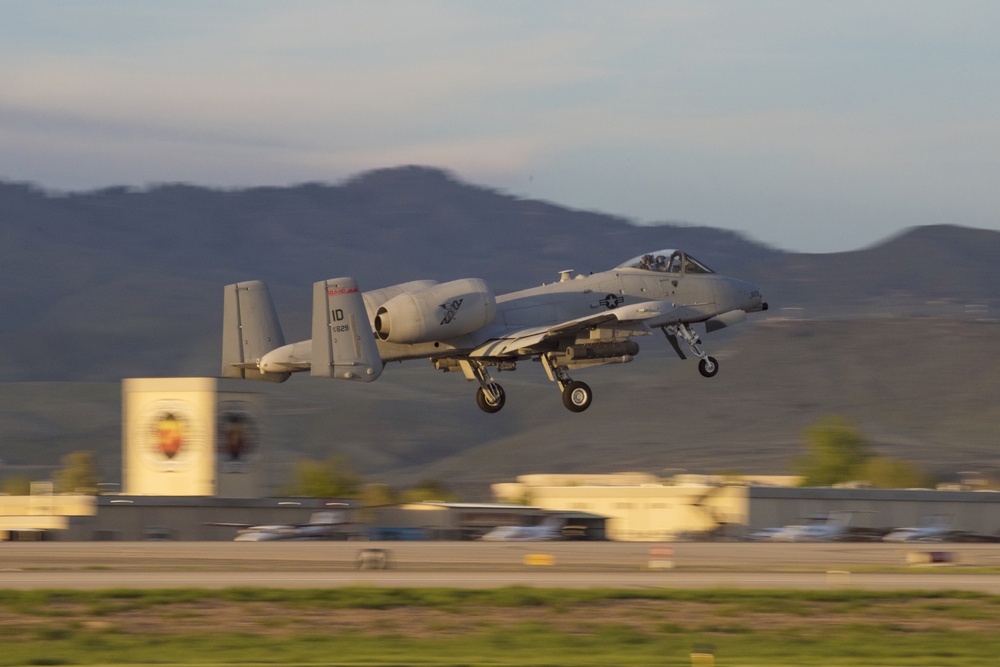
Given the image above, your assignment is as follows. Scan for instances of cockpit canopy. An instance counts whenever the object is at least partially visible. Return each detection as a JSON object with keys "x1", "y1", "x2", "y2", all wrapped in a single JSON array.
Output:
[{"x1": 617, "y1": 249, "x2": 714, "y2": 275}]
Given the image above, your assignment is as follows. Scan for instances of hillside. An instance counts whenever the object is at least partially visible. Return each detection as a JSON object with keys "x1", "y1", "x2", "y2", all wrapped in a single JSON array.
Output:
[
  {"x1": 3, "y1": 166, "x2": 998, "y2": 383},
  {"x1": 1, "y1": 166, "x2": 999, "y2": 495},
  {"x1": 3, "y1": 317, "x2": 998, "y2": 497}
]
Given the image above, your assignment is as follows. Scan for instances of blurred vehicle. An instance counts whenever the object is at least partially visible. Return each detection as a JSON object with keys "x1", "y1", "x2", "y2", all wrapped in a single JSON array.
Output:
[
  {"x1": 883, "y1": 515, "x2": 955, "y2": 542},
  {"x1": 766, "y1": 510, "x2": 880, "y2": 542},
  {"x1": 206, "y1": 508, "x2": 359, "y2": 541},
  {"x1": 479, "y1": 515, "x2": 566, "y2": 541}
]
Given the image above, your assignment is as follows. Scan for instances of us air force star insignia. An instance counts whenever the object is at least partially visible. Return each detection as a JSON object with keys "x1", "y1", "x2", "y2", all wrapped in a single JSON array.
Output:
[
  {"x1": 600, "y1": 294, "x2": 623, "y2": 309},
  {"x1": 440, "y1": 298, "x2": 464, "y2": 325}
]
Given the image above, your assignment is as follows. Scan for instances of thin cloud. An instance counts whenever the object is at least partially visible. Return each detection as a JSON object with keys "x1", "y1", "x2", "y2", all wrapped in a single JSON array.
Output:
[{"x1": 1, "y1": 2, "x2": 999, "y2": 251}]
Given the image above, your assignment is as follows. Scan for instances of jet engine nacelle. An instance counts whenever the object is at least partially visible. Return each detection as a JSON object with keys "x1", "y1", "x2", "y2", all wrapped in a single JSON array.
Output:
[
  {"x1": 361, "y1": 280, "x2": 439, "y2": 329},
  {"x1": 374, "y1": 278, "x2": 496, "y2": 344}
]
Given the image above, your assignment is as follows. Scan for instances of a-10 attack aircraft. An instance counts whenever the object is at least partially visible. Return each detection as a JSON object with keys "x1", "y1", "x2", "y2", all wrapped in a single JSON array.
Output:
[{"x1": 221, "y1": 249, "x2": 767, "y2": 413}]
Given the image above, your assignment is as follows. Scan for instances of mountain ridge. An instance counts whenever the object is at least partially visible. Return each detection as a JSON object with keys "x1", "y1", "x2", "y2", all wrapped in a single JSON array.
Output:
[{"x1": 1, "y1": 166, "x2": 998, "y2": 494}]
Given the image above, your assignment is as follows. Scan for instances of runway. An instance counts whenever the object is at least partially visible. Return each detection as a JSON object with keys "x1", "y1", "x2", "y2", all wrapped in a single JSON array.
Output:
[
  {"x1": 3, "y1": 541, "x2": 1000, "y2": 591},
  {"x1": 7, "y1": 568, "x2": 1000, "y2": 593}
]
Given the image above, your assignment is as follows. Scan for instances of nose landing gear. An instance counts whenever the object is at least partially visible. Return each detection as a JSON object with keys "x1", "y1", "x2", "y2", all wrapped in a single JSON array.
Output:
[{"x1": 663, "y1": 323, "x2": 720, "y2": 378}]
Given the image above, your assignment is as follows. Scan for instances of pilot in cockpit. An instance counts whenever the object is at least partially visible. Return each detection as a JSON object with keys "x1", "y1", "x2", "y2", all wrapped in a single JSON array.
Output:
[
  {"x1": 639, "y1": 254, "x2": 654, "y2": 270},
  {"x1": 654, "y1": 255, "x2": 666, "y2": 271}
]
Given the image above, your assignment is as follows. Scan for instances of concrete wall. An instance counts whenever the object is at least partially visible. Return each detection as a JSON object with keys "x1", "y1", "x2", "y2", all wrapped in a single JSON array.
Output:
[
  {"x1": 59, "y1": 497, "x2": 345, "y2": 541},
  {"x1": 748, "y1": 487, "x2": 1000, "y2": 534},
  {"x1": 32, "y1": 487, "x2": 1000, "y2": 542},
  {"x1": 371, "y1": 503, "x2": 548, "y2": 540},
  {"x1": 56, "y1": 499, "x2": 549, "y2": 542},
  {"x1": 522, "y1": 484, "x2": 1000, "y2": 540}
]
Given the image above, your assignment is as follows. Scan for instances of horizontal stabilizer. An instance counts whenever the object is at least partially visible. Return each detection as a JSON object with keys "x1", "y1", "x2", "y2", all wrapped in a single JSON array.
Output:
[{"x1": 311, "y1": 277, "x2": 383, "y2": 381}]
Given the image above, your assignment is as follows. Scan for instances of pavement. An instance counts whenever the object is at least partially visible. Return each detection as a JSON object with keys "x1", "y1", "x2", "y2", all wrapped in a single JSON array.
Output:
[{"x1": 2, "y1": 541, "x2": 999, "y2": 591}]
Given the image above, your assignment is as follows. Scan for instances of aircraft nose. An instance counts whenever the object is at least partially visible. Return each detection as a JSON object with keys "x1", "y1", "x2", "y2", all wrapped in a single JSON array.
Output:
[{"x1": 744, "y1": 281, "x2": 767, "y2": 313}]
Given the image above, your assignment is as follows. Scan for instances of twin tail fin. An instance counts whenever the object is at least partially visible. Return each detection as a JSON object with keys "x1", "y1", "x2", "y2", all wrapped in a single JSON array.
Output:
[
  {"x1": 310, "y1": 278, "x2": 382, "y2": 381},
  {"x1": 221, "y1": 277, "x2": 383, "y2": 382}
]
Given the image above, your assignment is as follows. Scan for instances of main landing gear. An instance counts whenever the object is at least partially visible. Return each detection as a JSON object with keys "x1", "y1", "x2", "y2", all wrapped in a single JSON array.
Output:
[
  {"x1": 470, "y1": 361, "x2": 506, "y2": 414},
  {"x1": 469, "y1": 356, "x2": 593, "y2": 414},
  {"x1": 662, "y1": 323, "x2": 719, "y2": 378},
  {"x1": 475, "y1": 383, "x2": 506, "y2": 413},
  {"x1": 543, "y1": 353, "x2": 593, "y2": 413}
]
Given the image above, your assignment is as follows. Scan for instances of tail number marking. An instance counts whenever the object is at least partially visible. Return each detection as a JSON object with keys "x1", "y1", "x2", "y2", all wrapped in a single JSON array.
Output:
[{"x1": 330, "y1": 309, "x2": 351, "y2": 333}]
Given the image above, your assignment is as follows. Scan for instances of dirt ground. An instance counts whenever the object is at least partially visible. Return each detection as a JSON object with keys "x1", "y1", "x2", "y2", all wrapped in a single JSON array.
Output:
[{"x1": 3, "y1": 597, "x2": 998, "y2": 639}]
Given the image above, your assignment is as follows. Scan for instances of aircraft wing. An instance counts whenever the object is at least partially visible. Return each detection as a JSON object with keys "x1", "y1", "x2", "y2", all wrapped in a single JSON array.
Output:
[{"x1": 471, "y1": 300, "x2": 692, "y2": 358}]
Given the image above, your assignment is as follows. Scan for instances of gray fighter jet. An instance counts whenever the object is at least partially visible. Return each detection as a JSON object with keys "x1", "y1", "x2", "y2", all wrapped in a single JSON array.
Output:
[{"x1": 222, "y1": 249, "x2": 767, "y2": 413}]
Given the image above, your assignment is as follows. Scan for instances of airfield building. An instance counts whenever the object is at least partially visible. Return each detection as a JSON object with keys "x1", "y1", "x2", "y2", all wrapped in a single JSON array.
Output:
[{"x1": 6, "y1": 379, "x2": 1000, "y2": 542}]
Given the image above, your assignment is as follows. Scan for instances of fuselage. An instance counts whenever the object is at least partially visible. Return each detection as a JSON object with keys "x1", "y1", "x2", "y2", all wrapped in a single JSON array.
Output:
[
  {"x1": 373, "y1": 263, "x2": 763, "y2": 363},
  {"x1": 257, "y1": 249, "x2": 765, "y2": 371},
  {"x1": 239, "y1": 249, "x2": 767, "y2": 413}
]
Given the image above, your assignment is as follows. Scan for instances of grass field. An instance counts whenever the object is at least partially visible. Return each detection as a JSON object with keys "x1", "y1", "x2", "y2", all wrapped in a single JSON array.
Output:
[{"x1": 2, "y1": 587, "x2": 999, "y2": 666}]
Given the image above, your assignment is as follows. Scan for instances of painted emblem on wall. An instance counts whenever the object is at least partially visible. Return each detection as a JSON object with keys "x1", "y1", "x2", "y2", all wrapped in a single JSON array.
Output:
[
  {"x1": 218, "y1": 401, "x2": 260, "y2": 473},
  {"x1": 139, "y1": 400, "x2": 202, "y2": 472},
  {"x1": 156, "y1": 412, "x2": 185, "y2": 459}
]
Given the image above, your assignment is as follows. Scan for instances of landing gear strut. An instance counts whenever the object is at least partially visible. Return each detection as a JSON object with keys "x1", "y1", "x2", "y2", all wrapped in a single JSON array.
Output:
[
  {"x1": 663, "y1": 323, "x2": 719, "y2": 378},
  {"x1": 469, "y1": 360, "x2": 506, "y2": 413},
  {"x1": 543, "y1": 353, "x2": 593, "y2": 413}
]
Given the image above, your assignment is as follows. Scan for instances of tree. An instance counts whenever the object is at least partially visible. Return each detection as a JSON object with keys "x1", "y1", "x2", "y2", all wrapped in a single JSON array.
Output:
[
  {"x1": 1, "y1": 475, "x2": 31, "y2": 495},
  {"x1": 283, "y1": 455, "x2": 361, "y2": 498},
  {"x1": 359, "y1": 483, "x2": 398, "y2": 508},
  {"x1": 54, "y1": 451, "x2": 101, "y2": 494},
  {"x1": 794, "y1": 417, "x2": 871, "y2": 486},
  {"x1": 357, "y1": 483, "x2": 398, "y2": 525},
  {"x1": 794, "y1": 416, "x2": 930, "y2": 489},
  {"x1": 857, "y1": 456, "x2": 930, "y2": 489},
  {"x1": 401, "y1": 479, "x2": 459, "y2": 503}
]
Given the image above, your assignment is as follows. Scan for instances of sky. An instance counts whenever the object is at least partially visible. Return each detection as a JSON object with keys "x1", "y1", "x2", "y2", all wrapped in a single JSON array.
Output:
[{"x1": 2, "y1": 2, "x2": 999, "y2": 253}]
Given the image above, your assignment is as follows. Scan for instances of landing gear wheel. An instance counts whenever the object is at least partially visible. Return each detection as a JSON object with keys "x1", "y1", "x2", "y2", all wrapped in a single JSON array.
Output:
[
  {"x1": 476, "y1": 384, "x2": 506, "y2": 413},
  {"x1": 698, "y1": 356, "x2": 719, "y2": 378},
  {"x1": 562, "y1": 381, "x2": 593, "y2": 413}
]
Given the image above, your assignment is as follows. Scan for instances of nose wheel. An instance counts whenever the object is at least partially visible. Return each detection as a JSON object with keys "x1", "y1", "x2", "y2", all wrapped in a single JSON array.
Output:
[
  {"x1": 698, "y1": 356, "x2": 719, "y2": 378},
  {"x1": 664, "y1": 324, "x2": 721, "y2": 379}
]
